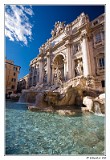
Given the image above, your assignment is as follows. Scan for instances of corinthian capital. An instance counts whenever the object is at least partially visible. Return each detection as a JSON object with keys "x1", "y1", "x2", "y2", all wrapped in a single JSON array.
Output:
[
  {"x1": 65, "y1": 39, "x2": 72, "y2": 47},
  {"x1": 46, "y1": 51, "x2": 50, "y2": 58},
  {"x1": 63, "y1": 58, "x2": 67, "y2": 63},
  {"x1": 38, "y1": 56, "x2": 42, "y2": 62},
  {"x1": 80, "y1": 30, "x2": 88, "y2": 42},
  {"x1": 39, "y1": 44, "x2": 45, "y2": 54},
  {"x1": 81, "y1": 30, "x2": 87, "y2": 38}
]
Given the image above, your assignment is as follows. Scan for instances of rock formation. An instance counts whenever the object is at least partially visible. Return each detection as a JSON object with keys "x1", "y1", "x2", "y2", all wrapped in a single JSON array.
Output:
[
  {"x1": 19, "y1": 76, "x2": 105, "y2": 115},
  {"x1": 82, "y1": 93, "x2": 105, "y2": 114}
]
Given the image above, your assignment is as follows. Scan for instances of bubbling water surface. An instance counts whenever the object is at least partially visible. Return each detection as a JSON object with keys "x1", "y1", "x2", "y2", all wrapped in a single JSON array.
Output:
[{"x1": 5, "y1": 100, "x2": 105, "y2": 155}]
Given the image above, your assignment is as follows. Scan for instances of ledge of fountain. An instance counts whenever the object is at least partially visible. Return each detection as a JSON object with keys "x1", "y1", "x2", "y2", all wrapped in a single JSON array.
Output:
[
  {"x1": 28, "y1": 105, "x2": 54, "y2": 113},
  {"x1": 28, "y1": 104, "x2": 83, "y2": 116},
  {"x1": 55, "y1": 109, "x2": 82, "y2": 116}
]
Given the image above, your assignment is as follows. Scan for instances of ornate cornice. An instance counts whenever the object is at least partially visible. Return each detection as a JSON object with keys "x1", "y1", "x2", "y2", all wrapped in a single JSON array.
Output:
[{"x1": 64, "y1": 39, "x2": 72, "y2": 47}]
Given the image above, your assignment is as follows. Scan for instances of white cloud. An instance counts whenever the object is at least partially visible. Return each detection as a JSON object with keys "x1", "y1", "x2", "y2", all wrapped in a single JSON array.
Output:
[{"x1": 5, "y1": 5, "x2": 34, "y2": 45}]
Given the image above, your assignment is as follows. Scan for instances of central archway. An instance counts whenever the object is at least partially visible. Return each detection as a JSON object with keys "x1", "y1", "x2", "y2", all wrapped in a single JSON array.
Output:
[{"x1": 53, "y1": 54, "x2": 64, "y2": 81}]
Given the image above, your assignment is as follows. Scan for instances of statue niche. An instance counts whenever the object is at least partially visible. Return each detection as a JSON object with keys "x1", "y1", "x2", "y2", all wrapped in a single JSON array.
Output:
[
  {"x1": 53, "y1": 54, "x2": 64, "y2": 86},
  {"x1": 53, "y1": 67, "x2": 62, "y2": 86},
  {"x1": 75, "y1": 59, "x2": 83, "y2": 76}
]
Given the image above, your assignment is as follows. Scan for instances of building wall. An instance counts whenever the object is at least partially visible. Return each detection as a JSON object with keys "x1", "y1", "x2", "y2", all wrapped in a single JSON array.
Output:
[
  {"x1": 5, "y1": 59, "x2": 21, "y2": 95},
  {"x1": 17, "y1": 74, "x2": 29, "y2": 93},
  {"x1": 90, "y1": 13, "x2": 105, "y2": 90},
  {"x1": 28, "y1": 57, "x2": 40, "y2": 88},
  {"x1": 28, "y1": 12, "x2": 105, "y2": 91}
]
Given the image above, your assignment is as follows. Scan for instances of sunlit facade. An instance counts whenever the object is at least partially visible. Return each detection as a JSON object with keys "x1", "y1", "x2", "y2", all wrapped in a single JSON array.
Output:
[{"x1": 28, "y1": 13, "x2": 105, "y2": 91}]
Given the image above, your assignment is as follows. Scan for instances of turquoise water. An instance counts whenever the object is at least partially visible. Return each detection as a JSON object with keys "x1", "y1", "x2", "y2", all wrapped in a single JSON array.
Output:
[{"x1": 5, "y1": 100, "x2": 105, "y2": 155}]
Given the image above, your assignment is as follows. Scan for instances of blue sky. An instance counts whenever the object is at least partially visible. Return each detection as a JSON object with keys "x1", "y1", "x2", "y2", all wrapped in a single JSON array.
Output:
[{"x1": 5, "y1": 5, "x2": 105, "y2": 79}]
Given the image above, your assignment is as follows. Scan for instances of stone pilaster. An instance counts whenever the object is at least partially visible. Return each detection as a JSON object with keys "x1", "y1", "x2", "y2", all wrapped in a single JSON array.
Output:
[
  {"x1": 65, "y1": 39, "x2": 72, "y2": 80},
  {"x1": 72, "y1": 60, "x2": 75, "y2": 78},
  {"x1": 31, "y1": 65, "x2": 33, "y2": 86},
  {"x1": 63, "y1": 58, "x2": 67, "y2": 81},
  {"x1": 47, "y1": 52, "x2": 51, "y2": 83},
  {"x1": 51, "y1": 64, "x2": 54, "y2": 85},
  {"x1": 38, "y1": 57, "x2": 43, "y2": 83},
  {"x1": 81, "y1": 32, "x2": 90, "y2": 77},
  {"x1": 31, "y1": 72, "x2": 33, "y2": 87},
  {"x1": 88, "y1": 36, "x2": 95, "y2": 76}
]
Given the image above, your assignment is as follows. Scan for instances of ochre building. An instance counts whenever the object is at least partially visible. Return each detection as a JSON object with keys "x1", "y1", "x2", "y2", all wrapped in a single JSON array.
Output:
[
  {"x1": 5, "y1": 59, "x2": 21, "y2": 95},
  {"x1": 28, "y1": 12, "x2": 105, "y2": 91}
]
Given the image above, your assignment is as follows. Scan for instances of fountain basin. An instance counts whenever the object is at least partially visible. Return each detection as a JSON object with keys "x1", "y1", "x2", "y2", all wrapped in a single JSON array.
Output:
[{"x1": 5, "y1": 100, "x2": 105, "y2": 155}]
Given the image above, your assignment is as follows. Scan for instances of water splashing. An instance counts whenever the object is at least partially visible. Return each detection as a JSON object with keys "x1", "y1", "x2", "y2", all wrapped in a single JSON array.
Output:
[
  {"x1": 94, "y1": 101, "x2": 103, "y2": 116},
  {"x1": 19, "y1": 90, "x2": 27, "y2": 103}
]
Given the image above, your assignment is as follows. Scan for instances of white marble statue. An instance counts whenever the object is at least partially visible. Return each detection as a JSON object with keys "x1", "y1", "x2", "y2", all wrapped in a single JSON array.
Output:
[
  {"x1": 75, "y1": 59, "x2": 83, "y2": 76},
  {"x1": 65, "y1": 24, "x2": 72, "y2": 35},
  {"x1": 54, "y1": 67, "x2": 62, "y2": 86},
  {"x1": 51, "y1": 21, "x2": 65, "y2": 37}
]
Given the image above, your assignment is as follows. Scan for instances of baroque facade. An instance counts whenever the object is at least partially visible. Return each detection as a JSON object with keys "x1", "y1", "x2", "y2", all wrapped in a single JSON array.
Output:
[
  {"x1": 28, "y1": 12, "x2": 105, "y2": 91},
  {"x1": 5, "y1": 59, "x2": 21, "y2": 95}
]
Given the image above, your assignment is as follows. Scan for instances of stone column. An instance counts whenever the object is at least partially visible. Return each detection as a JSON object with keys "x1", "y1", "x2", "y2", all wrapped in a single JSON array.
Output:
[
  {"x1": 51, "y1": 64, "x2": 54, "y2": 85},
  {"x1": 38, "y1": 57, "x2": 43, "y2": 84},
  {"x1": 47, "y1": 52, "x2": 51, "y2": 84},
  {"x1": 63, "y1": 58, "x2": 67, "y2": 81},
  {"x1": 81, "y1": 32, "x2": 90, "y2": 77},
  {"x1": 35, "y1": 64, "x2": 38, "y2": 85},
  {"x1": 33, "y1": 65, "x2": 36, "y2": 85},
  {"x1": 72, "y1": 60, "x2": 75, "y2": 78},
  {"x1": 88, "y1": 37, "x2": 95, "y2": 76},
  {"x1": 31, "y1": 65, "x2": 34, "y2": 86},
  {"x1": 65, "y1": 40, "x2": 72, "y2": 80},
  {"x1": 70, "y1": 44, "x2": 74, "y2": 78}
]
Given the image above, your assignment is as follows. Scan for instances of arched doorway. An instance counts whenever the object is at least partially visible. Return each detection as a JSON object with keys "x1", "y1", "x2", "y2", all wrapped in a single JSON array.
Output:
[{"x1": 53, "y1": 54, "x2": 64, "y2": 81}]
